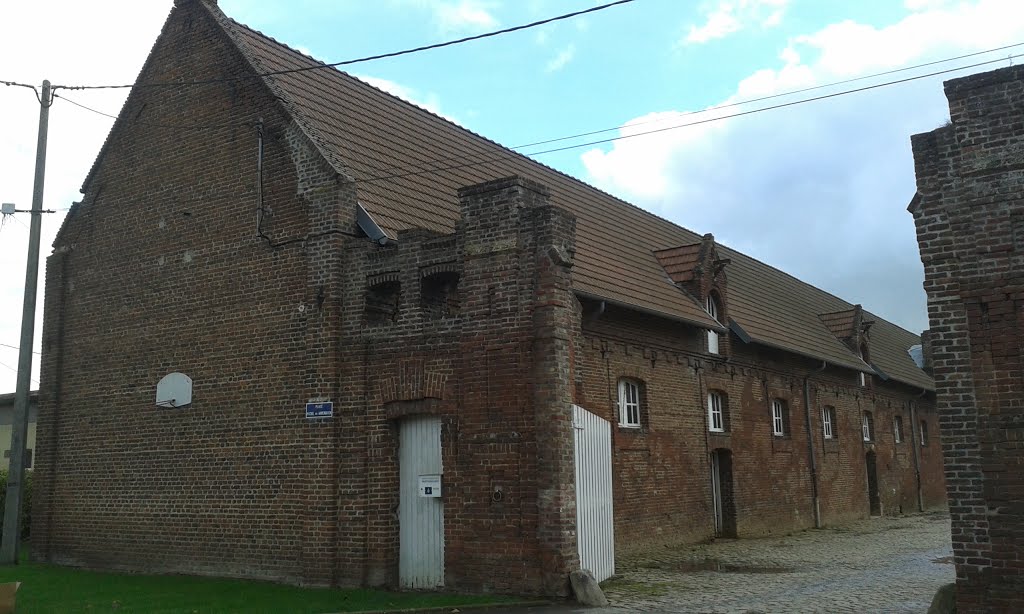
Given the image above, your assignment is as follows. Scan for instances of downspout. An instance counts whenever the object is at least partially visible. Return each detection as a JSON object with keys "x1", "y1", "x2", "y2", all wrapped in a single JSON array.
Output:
[
  {"x1": 803, "y1": 361, "x2": 827, "y2": 529},
  {"x1": 695, "y1": 363, "x2": 712, "y2": 535},
  {"x1": 910, "y1": 388, "x2": 928, "y2": 512},
  {"x1": 255, "y1": 119, "x2": 265, "y2": 239}
]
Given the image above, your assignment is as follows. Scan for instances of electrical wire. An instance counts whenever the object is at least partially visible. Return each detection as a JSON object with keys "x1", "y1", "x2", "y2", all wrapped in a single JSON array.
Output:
[
  {"x1": 337, "y1": 52, "x2": 1022, "y2": 187},
  {"x1": 54, "y1": 0, "x2": 637, "y2": 91},
  {"x1": 0, "y1": 359, "x2": 39, "y2": 386},
  {"x1": 0, "y1": 343, "x2": 41, "y2": 356},
  {"x1": 511, "y1": 41, "x2": 1024, "y2": 150},
  {"x1": 50, "y1": 42, "x2": 1022, "y2": 181},
  {"x1": 1, "y1": 79, "x2": 41, "y2": 104},
  {"x1": 1, "y1": 214, "x2": 31, "y2": 231},
  {"x1": 52, "y1": 93, "x2": 257, "y2": 130}
]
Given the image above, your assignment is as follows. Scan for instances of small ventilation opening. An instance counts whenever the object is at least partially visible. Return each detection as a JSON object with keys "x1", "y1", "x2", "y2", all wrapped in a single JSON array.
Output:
[
  {"x1": 422, "y1": 272, "x2": 460, "y2": 319},
  {"x1": 365, "y1": 280, "x2": 401, "y2": 324}
]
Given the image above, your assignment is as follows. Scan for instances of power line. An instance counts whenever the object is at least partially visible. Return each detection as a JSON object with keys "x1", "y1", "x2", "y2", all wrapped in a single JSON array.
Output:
[
  {"x1": 53, "y1": 0, "x2": 637, "y2": 91},
  {"x1": 51, "y1": 41, "x2": 1022, "y2": 181},
  {"x1": 1, "y1": 79, "x2": 35, "y2": 90},
  {"x1": 52, "y1": 93, "x2": 257, "y2": 130},
  {"x1": 337, "y1": 52, "x2": 1022, "y2": 187},
  {"x1": 512, "y1": 41, "x2": 1024, "y2": 150},
  {"x1": 0, "y1": 359, "x2": 39, "y2": 386},
  {"x1": 1, "y1": 79, "x2": 43, "y2": 104},
  {"x1": 0, "y1": 344, "x2": 41, "y2": 356}
]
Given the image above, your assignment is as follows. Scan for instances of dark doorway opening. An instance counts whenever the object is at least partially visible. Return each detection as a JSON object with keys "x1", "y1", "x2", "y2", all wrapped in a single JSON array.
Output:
[
  {"x1": 711, "y1": 449, "x2": 737, "y2": 537},
  {"x1": 866, "y1": 451, "x2": 881, "y2": 516}
]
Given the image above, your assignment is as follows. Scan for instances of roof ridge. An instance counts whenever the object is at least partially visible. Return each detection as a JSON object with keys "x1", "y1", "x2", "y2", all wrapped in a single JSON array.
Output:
[{"x1": 220, "y1": 14, "x2": 714, "y2": 242}]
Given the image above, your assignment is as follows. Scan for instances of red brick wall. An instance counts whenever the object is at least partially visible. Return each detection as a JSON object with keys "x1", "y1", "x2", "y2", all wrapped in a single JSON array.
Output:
[
  {"x1": 33, "y1": 0, "x2": 349, "y2": 584},
  {"x1": 911, "y1": 64, "x2": 1024, "y2": 612},
  {"x1": 578, "y1": 305, "x2": 944, "y2": 554},
  {"x1": 334, "y1": 178, "x2": 579, "y2": 595}
]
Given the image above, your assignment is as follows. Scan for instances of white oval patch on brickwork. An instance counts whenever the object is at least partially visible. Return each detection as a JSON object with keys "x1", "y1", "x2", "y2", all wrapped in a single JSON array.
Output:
[{"x1": 156, "y1": 372, "x2": 192, "y2": 408}]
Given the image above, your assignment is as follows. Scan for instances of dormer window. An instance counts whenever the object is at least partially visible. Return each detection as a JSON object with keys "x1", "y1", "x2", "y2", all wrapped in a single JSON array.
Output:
[{"x1": 706, "y1": 294, "x2": 721, "y2": 355}]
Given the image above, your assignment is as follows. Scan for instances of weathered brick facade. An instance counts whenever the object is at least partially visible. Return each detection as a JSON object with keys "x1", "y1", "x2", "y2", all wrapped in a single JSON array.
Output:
[
  {"x1": 579, "y1": 306, "x2": 945, "y2": 552},
  {"x1": 30, "y1": 0, "x2": 945, "y2": 598},
  {"x1": 910, "y1": 64, "x2": 1024, "y2": 612}
]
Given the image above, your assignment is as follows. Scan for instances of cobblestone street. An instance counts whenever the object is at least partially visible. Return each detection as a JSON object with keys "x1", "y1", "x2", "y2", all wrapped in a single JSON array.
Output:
[{"x1": 599, "y1": 511, "x2": 954, "y2": 613}]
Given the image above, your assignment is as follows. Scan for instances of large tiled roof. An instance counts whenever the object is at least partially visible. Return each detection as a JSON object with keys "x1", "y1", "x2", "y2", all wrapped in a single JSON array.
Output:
[{"x1": 207, "y1": 5, "x2": 932, "y2": 391}]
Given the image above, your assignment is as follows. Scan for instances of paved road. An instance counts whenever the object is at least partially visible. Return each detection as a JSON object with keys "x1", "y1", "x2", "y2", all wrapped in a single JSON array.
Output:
[{"x1": 463, "y1": 511, "x2": 954, "y2": 613}]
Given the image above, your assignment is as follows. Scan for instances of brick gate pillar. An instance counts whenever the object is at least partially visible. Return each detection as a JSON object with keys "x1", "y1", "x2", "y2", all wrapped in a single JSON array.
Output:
[{"x1": 909, "y1": 64, "x2": 1024, "y2": 612}]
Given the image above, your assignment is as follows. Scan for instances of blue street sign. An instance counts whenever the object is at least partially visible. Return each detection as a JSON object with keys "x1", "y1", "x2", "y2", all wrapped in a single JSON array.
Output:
[{"x1": 305, "y1": 401, "x2": 333, "y2": 419}]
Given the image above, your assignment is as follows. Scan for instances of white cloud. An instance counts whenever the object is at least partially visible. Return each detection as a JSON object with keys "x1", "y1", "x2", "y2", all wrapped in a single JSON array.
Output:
[
  {"x1": 408, "y1": 0, "x2": 499, "y2": 33},
  {"x1": 685, "y1": 0, "x2": 790, "y2": 45},
  {"x1": 904, "y1": 0, "x2": 951, "y2": 10},
  {"x1": 355, "y1": 75, "x2": 459, "y2": 124},
  {"x1": 544, "y1": 44, "x2": 576, "y2": 73},
  {"x1": 584, "y1": 0, "x2": 1024, "y2": 333}
]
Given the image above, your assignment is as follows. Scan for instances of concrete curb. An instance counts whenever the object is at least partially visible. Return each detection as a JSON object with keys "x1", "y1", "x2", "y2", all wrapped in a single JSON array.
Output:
[{"x1": 324, "y1": 599, "x2": 553, "y2": 614}]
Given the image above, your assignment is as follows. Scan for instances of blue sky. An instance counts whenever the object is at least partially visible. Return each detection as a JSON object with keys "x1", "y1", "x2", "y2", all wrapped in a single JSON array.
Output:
[{"x1": 1, "y1": 0, "x2": 1023, "y2": 391}]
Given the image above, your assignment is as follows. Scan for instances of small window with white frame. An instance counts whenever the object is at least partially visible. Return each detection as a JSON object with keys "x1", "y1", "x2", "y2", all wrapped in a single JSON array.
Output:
[
  {"x1": 617, "y1": 378, "x2": 642, "y2": 428},
  {"x1": 822, "y1": 406, "x2": 837, "y2": 440},
  {"x1": 706, "y1": 295, "x2": 721, "y2": 355},
  {"x1": 858, "y1": 344, "x2": 870, "y2": 387},
  {"x1": 894, "y1": 415, "x2": 904, "y2": 443},
  {"x1": 708, "y1": 390, "x2": 726, "y2": 432},
  {"x1": 920, "y1": 420, "x2": 929, "y2": 446},
  {"x1": 862, "y1": 411, "x2": 874, "y2": 442},
  {"x1": 771, "y1": 399, "x2": 790, "y2": 437}
]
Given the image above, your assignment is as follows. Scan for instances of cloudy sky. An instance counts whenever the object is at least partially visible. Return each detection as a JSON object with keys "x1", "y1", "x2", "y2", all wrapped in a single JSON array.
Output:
[{"x1": 1, "y1": 0, "x2": 1022, "y2": 392}]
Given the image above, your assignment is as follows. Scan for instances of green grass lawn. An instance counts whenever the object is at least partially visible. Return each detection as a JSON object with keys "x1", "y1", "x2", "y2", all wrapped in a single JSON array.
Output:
[{"x1": 0, "y1": 550, "x2": 518, "y2": 614}]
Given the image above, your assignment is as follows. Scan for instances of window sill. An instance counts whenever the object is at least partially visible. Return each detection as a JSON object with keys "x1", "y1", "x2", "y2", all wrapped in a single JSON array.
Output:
[{"x1": 618, "y1": 424, "x2": 642, "y2": 430}]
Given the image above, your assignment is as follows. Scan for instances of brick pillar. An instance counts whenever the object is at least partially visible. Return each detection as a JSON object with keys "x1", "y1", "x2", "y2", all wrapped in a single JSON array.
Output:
[
  {"x1": 909, "y1": 64, "x2": 1024, "y2": 612},
  {"x1": 526, "y1": 200, "x2": 580, "y2": 596},
  {"x1": 455, "y1": 177, "x2": 579, "y2": 595}
]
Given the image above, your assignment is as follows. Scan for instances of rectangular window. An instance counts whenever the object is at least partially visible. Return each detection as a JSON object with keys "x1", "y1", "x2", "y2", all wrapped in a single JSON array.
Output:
[
  {"x1": 618, "y1": 379, "x2": 641, "y2": 428},
  {"x1": 822, "y1": 407, "x2": 836, "y2": 440},
  {"x1": 920, "y1": 420, "x2": 928, "y2": 446},
  {"x1": 706, "y1": 296, "x2": 721, "y2": 355},
  {"x1": 708, "y1": 392, "x2": 724, "y2": 432},
  {"x1": 894, "y1": 416, "x2": 904, "y2": 443},
  {"x1": 862, "y1": 412, "x2": 874, "y2": 442},
  {"x1": 772, "y1": 399, "x2": 788, "y2": 437}
]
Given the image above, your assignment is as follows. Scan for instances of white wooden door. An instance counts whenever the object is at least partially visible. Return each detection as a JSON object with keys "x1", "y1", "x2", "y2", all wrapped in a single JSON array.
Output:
[
  {"x1": 573, "y1": 405, "x2": 615, "y2": 582},
  {"x1": 399, "y1": 415, "x2": 444, "y2": 588}
]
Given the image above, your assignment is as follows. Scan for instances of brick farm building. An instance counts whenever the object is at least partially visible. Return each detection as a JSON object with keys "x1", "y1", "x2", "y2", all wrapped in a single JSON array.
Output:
[{"x1": 32, "y1": 0, "x2": 946, "y2": 596}]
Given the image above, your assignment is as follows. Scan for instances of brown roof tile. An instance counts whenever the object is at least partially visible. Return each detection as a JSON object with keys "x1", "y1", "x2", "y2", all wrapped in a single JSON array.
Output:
[
  {"x1": 653, "y1": 245, "x2": 702, "y2": 283},
  {"x1": 819, "y1": 309, "x2": 858, "y2": 340},
  {"x1": 207, "y1": 6, "x2": 932, "y2": 390}
]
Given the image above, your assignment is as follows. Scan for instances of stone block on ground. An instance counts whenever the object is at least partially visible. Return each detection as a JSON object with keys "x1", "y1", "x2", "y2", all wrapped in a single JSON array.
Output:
[
  {"x1": 570, "y1": 569, "x2": 609, "y2": 607},
  {"x1": 927, "y1": 582, "x2": 955, "y2": 614}
]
